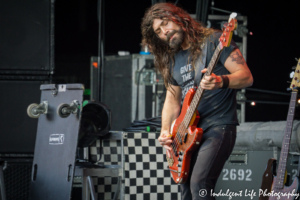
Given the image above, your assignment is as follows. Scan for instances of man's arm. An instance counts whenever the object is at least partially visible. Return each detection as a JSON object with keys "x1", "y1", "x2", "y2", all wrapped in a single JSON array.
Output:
[
  {"x1": 200, "y1": 48, "x2": 253, "y2": 90},
  {"x1": 158, "y1": 85, "x2": 182, "y2": 150}
]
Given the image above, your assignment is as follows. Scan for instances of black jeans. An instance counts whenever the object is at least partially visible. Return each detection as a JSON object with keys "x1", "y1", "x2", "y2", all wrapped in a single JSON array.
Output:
[{"x1": 180, "y1": 125, "x2": 237, "y2": 200}]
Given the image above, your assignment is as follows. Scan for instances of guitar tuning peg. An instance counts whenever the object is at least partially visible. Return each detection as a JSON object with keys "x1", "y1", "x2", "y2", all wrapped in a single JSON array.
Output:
[
  {"x1": 295, "y1": 58, "x2": 299, "y2": 62},
  {"x1": 292, "y1": 66, "x2": 296, "y2": 69},
  {"x1": 287, "y1": 81, "x2": 291, "y2": 83},
  {"x1": 223, "y1": 23, "x2": 229, "y2": 27}
]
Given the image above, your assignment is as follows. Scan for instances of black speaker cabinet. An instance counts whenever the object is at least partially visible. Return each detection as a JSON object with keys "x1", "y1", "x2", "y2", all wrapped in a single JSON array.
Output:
[
  {"x1": 0, "y1": 0, "x2": 54, "y2": 73},
  {"x1": 0, "y1": 79, "x2": 49, "y2": 154},
  {"x1": 90, "y1": 55, "x2": 156, "y2": 131},
  {"x1": 1, "y1": 160, "x2": 32, "y2": 200}
]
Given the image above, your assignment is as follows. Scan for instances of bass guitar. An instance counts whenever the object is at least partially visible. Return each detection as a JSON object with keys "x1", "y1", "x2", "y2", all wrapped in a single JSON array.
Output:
[
  {"x1": 260, "y1": 58, "x2": 300, "y2": 199},
  {"x1": 166, "y1": 12, "x2": 238, "y2": 184}
]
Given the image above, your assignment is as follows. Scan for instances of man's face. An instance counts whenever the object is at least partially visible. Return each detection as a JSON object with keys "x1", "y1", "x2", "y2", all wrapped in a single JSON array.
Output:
[{"x1": 152, "y1": 18, "x2": 184, "y2": 50}]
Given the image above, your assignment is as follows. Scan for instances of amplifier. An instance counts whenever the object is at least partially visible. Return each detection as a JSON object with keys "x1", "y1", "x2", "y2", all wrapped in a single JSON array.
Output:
[
  {"x1": 90, "y1": 55, "x2": 165, "y2": 131},
  {"x1": 0, "y1": 159, "x2": 32, "y2": 200}
]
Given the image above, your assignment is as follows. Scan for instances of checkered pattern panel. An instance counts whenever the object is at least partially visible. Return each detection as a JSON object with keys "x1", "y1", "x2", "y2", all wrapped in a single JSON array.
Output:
[
  {"x1": 89, "y1": 138, "x2": 122, "y2": 199},
  {"x1": 90, "y1": 139, "x2": 122, "y2": 165},
  {"x1": 92, "y1": 176, "x2": 120, "y2": 200},
  {"x1": 124, "y1": 132, "x2": 181, "y2": 200}
]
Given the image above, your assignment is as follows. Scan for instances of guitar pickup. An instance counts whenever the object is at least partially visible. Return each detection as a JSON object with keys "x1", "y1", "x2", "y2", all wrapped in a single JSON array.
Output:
[
  {"x1": 177, "y1": 135, "x2": 183, "y2": 145},
  {"x1": 172, "y1": 145, "x2": 178, "y2": 156},
  {"x1": 184, "y1": 133, "x2": 188, "y2": 143}
]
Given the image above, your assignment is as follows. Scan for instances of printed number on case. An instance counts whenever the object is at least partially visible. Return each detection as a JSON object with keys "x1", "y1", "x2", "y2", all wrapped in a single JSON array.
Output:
[{"x1": 222, "y1": 169, "x2": 252, "y2": 181}]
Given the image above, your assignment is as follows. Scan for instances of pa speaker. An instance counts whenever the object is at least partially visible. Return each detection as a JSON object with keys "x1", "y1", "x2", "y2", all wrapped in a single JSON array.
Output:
[
  {"x1": 0, "y1": 80, "x2": 49, "y2": 154},
  {"x1": 0, "y1": 0, "x2": 54, "y2": 72}
]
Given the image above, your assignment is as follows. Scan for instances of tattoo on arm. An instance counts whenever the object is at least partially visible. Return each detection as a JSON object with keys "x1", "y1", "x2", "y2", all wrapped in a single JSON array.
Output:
[{"x1": 229, "y1": 51, "x2": 245, "y2": 65}]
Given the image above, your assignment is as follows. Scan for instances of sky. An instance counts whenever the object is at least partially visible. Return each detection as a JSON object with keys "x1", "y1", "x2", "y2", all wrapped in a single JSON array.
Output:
[{"x1": 54, "y1": 0, "x2": 300, "y2": 122}]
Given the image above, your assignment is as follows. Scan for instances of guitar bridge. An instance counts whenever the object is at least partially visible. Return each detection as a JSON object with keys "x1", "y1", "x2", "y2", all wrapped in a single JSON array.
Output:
[{"x1": 169, "y1": 169, "x2": 179, "y2": 173}]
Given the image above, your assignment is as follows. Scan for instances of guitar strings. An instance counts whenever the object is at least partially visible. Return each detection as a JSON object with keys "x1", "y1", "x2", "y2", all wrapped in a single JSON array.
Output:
[{"x1": 173, "y1": 44, "x2": 221, "y2": 146}]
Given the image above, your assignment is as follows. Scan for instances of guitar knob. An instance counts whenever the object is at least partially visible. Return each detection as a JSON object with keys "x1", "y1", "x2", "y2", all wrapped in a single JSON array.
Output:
[{"x1": 295, "y1": 77, "x2": 298, "y2": 80}]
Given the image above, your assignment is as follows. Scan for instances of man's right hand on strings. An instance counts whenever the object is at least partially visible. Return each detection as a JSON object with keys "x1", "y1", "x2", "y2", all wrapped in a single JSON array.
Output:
[{"x1": 158, "y1": 130, "x2": 173, "y2": 151}]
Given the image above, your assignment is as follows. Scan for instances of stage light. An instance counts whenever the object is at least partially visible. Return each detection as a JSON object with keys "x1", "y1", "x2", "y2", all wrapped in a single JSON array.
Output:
[
  {"x1": 298, "y1": 99, "x2": 300, "y2": 104},
  {"x1": 251, "y1": 102, "x2": 256, "y2": 106}
]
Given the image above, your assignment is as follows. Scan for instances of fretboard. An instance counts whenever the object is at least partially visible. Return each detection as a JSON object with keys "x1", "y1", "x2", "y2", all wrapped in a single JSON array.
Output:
[
  {"x1": 181, "y1": 43, "x2": 223, "y2": 129},
  {"x1": 275, "y1": 91, "x2": 298, "y2": 189}
]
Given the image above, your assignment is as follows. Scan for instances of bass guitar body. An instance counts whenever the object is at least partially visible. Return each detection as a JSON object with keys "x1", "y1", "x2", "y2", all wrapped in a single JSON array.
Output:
[
  {"x1": 167, "y1": 88, "x2": 203, "y2": 184},
  {"x1": 268, "y1": 176, "x2": 300, "y2": 200}
]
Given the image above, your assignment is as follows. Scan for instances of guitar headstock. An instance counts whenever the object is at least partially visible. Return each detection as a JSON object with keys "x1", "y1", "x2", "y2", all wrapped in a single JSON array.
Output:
[
  {"x1": 290, "y1": 58, "x2": 300, "y2": 91},
  {"x1": 219, "y1": 12, "x2": 238, "y2": 49}
]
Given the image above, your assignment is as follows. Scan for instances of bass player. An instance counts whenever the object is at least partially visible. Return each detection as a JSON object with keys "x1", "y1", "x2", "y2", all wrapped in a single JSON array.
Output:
[{"x1": 141, "y1": 3, "x2": 253, "y2": 200}]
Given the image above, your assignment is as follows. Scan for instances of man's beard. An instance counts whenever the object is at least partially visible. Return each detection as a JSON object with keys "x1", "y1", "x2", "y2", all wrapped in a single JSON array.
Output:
[{"x1": 162, "y1": 29, "x2": 184, "y2": 52}]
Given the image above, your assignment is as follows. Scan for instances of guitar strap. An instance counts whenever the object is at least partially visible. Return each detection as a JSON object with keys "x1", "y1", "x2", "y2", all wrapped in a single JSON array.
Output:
[{"x1": 194, "y1": 40, "x2": 208, "y2": 87}]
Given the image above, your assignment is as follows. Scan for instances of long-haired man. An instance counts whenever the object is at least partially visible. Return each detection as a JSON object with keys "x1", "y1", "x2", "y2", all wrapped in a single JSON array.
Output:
[{"x1": 141, "y1": 3, "x2": 253, "y2": 199}]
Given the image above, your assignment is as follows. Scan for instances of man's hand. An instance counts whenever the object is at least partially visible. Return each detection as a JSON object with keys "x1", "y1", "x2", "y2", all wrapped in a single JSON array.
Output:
[
  {"x1": 158, "y1": 130, "x2": 173, "y2": 151},
  {"x1": 200, "y1": 68, "x2": 223, "y2": 90}
]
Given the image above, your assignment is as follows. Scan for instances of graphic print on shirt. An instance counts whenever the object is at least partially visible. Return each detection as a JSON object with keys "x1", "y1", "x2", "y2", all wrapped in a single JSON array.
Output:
[{"x1": 180, "y1": 63, "x2": 195, "y2": 101}]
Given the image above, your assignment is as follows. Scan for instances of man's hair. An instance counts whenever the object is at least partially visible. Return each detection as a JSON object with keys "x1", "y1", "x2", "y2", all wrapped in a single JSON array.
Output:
[{"x1": 141, "y1": 3, "x2": 214, "y2": 90}]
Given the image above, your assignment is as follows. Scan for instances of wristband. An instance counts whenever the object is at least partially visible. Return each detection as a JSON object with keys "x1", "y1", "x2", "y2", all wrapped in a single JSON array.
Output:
[{"x1": 221, "y1": 75, "x2": 229, "y2": 89}]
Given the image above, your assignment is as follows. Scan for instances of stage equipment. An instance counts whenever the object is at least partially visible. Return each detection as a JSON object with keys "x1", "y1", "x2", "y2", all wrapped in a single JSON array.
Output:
[
  {"x1": 215, "y1": 121, "x2": 300, "y2": 199},
  {"x1": 0, "y1": 0, "x2": 54, "y2": 155},
  {"x1": 234, "y1": 121, "x2": 300, "y2": 152},
  {"x1": 0, "y1": 0, "x2": 54, "y2": 74},
  {"x1": 215, "y1": 148, "x2": 282, "y2": 200},
  {"x1": 0, "y1": 78, "x2": 50, "y2": 154},
  {"x1": 90, "y1": 55, "x2": 164, "y2": 131},
  {"x1": 74, "y1": 131, "x2": 124, "y2": 200},
  {"x1": 123, "y1": 132, "x2": 180, "y2": 200},
  {"x1": 27, "y1": 101, "x2": 48, "y2": 118},
  {"x1": 196, "y1": 0, "x2": 210, "y2": 26},
  {"x1": 78, "y1": 100, "x2": 111, "y2": 147},
  {"x1": 57, "y1": 100, "x2": 80, "y2": 118},
  {"x1": 28, "y1": 84, "x2": 84, "y2": 200},
  {"x1": 79, "y1": 121, "x2": 300, "y2": 199},
  {"x1": 0, "y1": 159, "x2": 33, "y2": 200}
]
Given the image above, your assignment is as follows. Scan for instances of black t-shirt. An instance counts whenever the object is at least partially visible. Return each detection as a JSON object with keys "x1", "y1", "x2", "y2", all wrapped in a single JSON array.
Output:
[{"x1": 170, "y1": 32, "x2": 239, "y2": 131}]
